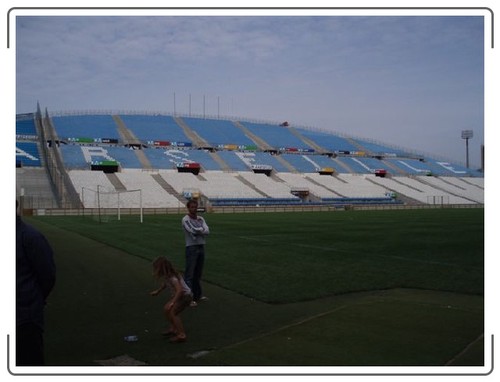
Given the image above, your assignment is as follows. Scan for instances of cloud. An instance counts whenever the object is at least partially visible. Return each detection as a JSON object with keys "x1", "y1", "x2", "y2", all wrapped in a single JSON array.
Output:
[{"x1": 14, "y1": 14, "x2": 485, "y2": 166}]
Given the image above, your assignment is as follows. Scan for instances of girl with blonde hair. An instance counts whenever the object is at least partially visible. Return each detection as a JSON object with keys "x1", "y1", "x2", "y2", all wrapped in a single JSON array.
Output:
[{"x1": 150, "y1": 256, "x2": 193, "y2": 343}]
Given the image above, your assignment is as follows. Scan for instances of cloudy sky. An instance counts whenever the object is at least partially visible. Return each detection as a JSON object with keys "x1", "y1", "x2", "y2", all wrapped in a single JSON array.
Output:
[{"x1": 14, "y1": 10, "x2": 486, "y2": 168}]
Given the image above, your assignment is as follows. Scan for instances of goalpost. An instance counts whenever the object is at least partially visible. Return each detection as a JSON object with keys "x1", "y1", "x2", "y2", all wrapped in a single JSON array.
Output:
[{"x1": 81, "y1": 186, "x2": 143, "y2": 223}]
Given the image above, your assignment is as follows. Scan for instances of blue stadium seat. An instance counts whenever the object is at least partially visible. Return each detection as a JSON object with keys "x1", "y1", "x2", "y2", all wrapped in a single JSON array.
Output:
[
  {"x1": 351, "y1": 138, "x2": 410, "y2": 157},
  {"x1": 295, "y1": 128, "x2": 359, "y2": 152},
  {"x1": 182, "y1": 117, "x2": 255, "y2": 147},
  {"x1": 52, "y1": 115, "x2": 120, "y2": 141},
  {"x1": 240, "y1": 121, "x2": 313, "y2": 150},
  {"x1": 16, "y1": 142, "x2": 42, "y2": 167},
  {"x1": 119, "y1": 114, "x2": 190, "y2": 144},
  {"x1": 16, "y1": 118, "x2": 37, "y2": 136}
]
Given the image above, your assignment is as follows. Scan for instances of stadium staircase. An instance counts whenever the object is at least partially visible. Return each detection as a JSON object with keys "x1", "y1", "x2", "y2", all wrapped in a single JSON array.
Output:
[
  {"x1": 414, "y1": 176, "x2": 479, "y2": 204},
  {"x1": 174, "y1": 116, "x2": 210, "y2": 147},
  {"x1": 235, "y1": 174, "x2": 270, "y2": 197},
  {"x1": 304, "y1": 175, "x2": 345, "y2": 197},
  {"x1": 380, "y1": 159, "x2": 407, "y2": 175},
  {"x1": 113, "y1": 115, "x2": 153, "y2": 169},
  {"x1": 113, "y1": 115, "x2": 141, "y2": 146},
  {"x1": 41, "y1": 110, "x2": 82, "y2": 208},
  {"x1": 208, "y1": 151, "x2": 231, "y2": 171},
  {"x1": 346, "y1": 137, "x2": 369, "y2": 153},
  {"x1": 275, "y1": 155, "x2": 299, "y2": 173},
  {"x1": 232, "y1": 121, "x2": 274, "y2": 151},
  {"x1": 332, "y1": 157, "x2": 355, "y2": 173},
  {"x1": 287, "y1": 126, "x2": 327, "y2": 153},
  {"x1": 343, "y1": 137, "x2": 406, "y2": 175},
  {"x1": 234, "y1": 121, "x2": 299, "y2": 172},
  {"x1": 364, "y1": 176, "x2": 421, "y2": 205},
  {"x1": 151, "y1": 174, "x2": 186, "y2": 202},
  {"x1": 106, "y1": 173, "x2": 127, "y2": 191}
]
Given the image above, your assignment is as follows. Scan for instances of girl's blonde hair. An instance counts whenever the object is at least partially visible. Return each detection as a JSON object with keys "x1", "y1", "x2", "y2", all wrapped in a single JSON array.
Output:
[{"x1": 152, "y1": 256, "x2": 181, "y2": 279}]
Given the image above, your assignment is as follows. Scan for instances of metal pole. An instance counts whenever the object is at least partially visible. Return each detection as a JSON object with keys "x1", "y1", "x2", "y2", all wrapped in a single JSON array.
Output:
[
  {"x1": 97, "y1": 185, "x2": 101, "y2": 223},
  {"x1": 465, "y1": 138, "x2": 468, "y2": 168},
  {"x1": 140, "y1": 190, "x2": 143, "y2": 223}
]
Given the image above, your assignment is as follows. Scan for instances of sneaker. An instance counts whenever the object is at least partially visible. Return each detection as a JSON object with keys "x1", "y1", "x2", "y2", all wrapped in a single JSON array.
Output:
[
  {"x1": 190, "y1": 301, "x2": 198, "y2": 307},
  {"x1": 199, "y1": 296, "x2": 209, "y2": 301}
]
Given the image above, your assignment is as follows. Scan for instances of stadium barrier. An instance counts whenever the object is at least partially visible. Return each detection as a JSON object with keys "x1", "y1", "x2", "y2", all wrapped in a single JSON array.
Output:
[{"x1": 29, "y1": 202, "x2": 483, "y2": 217}]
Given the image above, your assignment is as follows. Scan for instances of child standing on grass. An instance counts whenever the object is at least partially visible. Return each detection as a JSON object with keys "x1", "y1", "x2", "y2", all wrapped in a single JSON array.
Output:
[{"x1": 150, "y1": 256, "x2": 193, "y2": 343}]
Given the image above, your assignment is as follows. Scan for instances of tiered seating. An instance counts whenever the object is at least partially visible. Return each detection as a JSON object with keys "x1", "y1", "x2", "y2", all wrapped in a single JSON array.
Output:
[
  {"x1": 294, "y1": 128, "x2": 359, "y2": 152},
  {"x1": 370, "y1": 176, "x2": 474, "y2": 204},
  {"x1": 217, "y1": 151, "x2": 290, "y2": 172},
  {"x1": 16, "y1": 117, "x2": 37, "y2": 136},
  {"x1": 104, "y1": 147, "x2": 142, "y2": 168},
  {"x1": 60, "y1": 145, "x2": 142, "y2": 169},
  {"x1": 335, "y1": 157, "x2": 371, "y2": 174},
  {"x1": 279, "y1": 154, "x2": 318, "y2": 173},
  {"x1": 216, "y1": 151, "x2": 252, "y2": 171},
  {"x1": 240, "y1": 121, "x2": 312, "y2": 150},
  {"x1": 16, "y1": 142, "x2": 42, "y2": 167},
  {"x1": 200, "y1": 172, "x2": 264, "y2": 199},
  {"x1": 180, "y1": 149, "x2": 222, "y2": 171},
  {"x1": 312, "y1": 174, "x2": 389, "y2": 198},
  {"x1": 415, "y1": 176, "x2": 484, "y2": 204},
  {"x1": 119, "y1": 114, "x2": 189, "y2": 143},
  {"x1": 161, "y1": 170, "x2": 262, "y2": 199},
  {"x1": 30, "y1": 113, "x2": 482, "y2": 209},
  {"x1": 182, "y1": 117, "x2": 255, "y2": 147},
  {"x1": 251, "y1": 152, "x2": 290, "y2": 172},
  {"x1": 422, "y1": 159, "x2": 472, "y2": 176},
  {"x1": 238, "y1": 172, "x2": 295, "y2": 198},
  {"x1": 275, "y1": 173, "x2": 339, "y2": 198},
  {"x1": 116, "y1": 169, "x2": 181, "y2": 208},
  {"x1": 51, "y1": 115, "x2": 120, "y2": 140},
  {"x1": 352, "y1": 138, "x2": 410, "y2": 156},
  {"x1": 142, "y1": 147, "x2": 178, "y2": 169},
  {"x1": 386, "y1": 158, "x2": 434, "y2": 175},
  {"x1": 68, "y1": 170, "x2": 116, "y2": 207},
  {"x1": 143, "y1": 148, "x2": 221, "y2": 170}
]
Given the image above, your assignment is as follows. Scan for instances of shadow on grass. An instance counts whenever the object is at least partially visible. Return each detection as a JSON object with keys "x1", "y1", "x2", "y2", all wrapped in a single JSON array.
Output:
[{"x1": 29, "y1": 218, "x2": 483, "y2": 368}]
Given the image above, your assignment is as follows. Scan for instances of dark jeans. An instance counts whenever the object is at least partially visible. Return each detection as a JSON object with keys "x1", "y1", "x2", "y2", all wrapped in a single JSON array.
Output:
[
  {"x1": 16, "y1": 323, "x2": 44, "y2": 366},
  {"x1": 184, "y1": 245, "x2": 205, "y2": 301}
]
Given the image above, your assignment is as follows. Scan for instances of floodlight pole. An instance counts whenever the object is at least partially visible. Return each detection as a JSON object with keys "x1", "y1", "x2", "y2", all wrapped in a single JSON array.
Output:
[
  {"x1": 461, "y1": 130, "x2": 473, "y2": 169},
  {"x1": 465, "y1": 138, "x2": 469, "y2": 168},
  {"x1": 173, "y1": 92, "x2": 176, "y2": 116}
]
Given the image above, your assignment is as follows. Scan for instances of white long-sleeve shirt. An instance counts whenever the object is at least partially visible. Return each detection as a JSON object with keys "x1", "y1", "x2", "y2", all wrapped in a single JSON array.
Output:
[{"x1": 182, "y1": 214, "x2": 210, "y2": 247}]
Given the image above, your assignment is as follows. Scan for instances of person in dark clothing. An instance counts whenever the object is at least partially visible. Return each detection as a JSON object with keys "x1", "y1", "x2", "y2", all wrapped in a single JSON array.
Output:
[{"x1": 16, "y1": 202, "x2": 56, "y2": 366}]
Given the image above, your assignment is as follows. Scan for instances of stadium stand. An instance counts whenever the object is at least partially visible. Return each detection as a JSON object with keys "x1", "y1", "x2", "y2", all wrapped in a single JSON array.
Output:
[
  {"x1": 16, "y1": 117, "x2": 38, "y2": 136},
  {"x1": 16, "y1": 111, "x2": 484, "y2": 211},
  {"x1": 51, "y1": 115, "x2": 120, "y2": 141},
  {"x1": 240, "y1": 121, "x2": 314, "y2": 150},
  {"x1": 294, "y1": 128, "x2": 360, "y2": 153},
  {"x1": 118, "y1": 114, "x2": 189, "y2": 144},
  {"x1": 16, "y1": 142, "x2": 42, "y2": 167},
  {"x1": 182, "y1": 117, "x2": 255, "y2": 148}
]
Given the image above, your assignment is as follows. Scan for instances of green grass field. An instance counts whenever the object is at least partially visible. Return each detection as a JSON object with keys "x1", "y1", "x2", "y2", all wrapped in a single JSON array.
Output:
[{"x1": 25, "y1": 208, "x2": 484, "y2": 368}]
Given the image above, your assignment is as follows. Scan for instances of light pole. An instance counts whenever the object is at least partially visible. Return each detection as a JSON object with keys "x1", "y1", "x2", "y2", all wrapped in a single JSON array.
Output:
[{"x1": 461, "y1": 130, "x2": 473, "y2": 168}]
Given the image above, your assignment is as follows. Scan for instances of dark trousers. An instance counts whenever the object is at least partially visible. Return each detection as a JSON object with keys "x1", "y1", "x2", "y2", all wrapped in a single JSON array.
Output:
[
  {"x1": 16, "y1": 323, "x2": 44, "y2": 366},
  {"x1": 184, "y1": 245, "x2": 205, "y2": 301}
]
